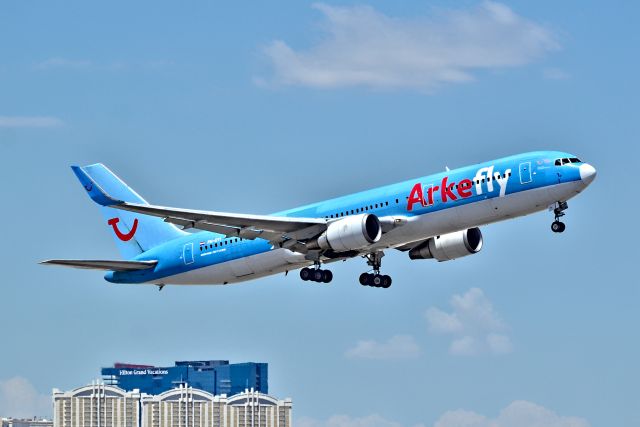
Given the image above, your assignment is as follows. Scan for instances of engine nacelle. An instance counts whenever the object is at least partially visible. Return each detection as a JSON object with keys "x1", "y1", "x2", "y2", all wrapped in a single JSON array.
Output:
[
  {"x1": 409, "y1": 228, "x2": 483, "y2": 262},
  {"x1": 308, "y1": 214, "x2": 382, "y2": 252}
]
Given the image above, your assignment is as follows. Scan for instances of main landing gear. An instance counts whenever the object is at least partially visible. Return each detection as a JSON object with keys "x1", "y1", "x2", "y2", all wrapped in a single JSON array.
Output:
[
  {"x1": 300, "y1": 263, "x2": 333, "y2": 284},
  {"x1": 551, "y1": 201, "x2": 568, "y2": 233},
  {"x1": 359, "y1": 252, "x2": 392, "y2": 289}
]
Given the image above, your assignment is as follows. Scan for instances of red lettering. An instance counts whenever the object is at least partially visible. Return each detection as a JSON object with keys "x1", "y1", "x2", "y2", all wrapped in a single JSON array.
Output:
[
  {"x1": 407, "y1": 183, "x2": 425, "y2": 212},
  {"x1": 457, "y1": 178, "x2": 473, "y2": 198},
  {"x1": 441, "y1": 176, "x2": 457, "y2": 202},
  {"x1": 426, "y1": 185, "x2": 438, "y2": 205}
]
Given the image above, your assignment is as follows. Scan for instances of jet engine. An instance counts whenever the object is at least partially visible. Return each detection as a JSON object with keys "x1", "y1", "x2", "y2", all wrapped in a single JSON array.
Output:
[
  {"x1": 308, "y1": 214, "x2": 382, "y2": 252},
  {"x1": 409, "y1": 228, "x2": 483, "y2": 262}
]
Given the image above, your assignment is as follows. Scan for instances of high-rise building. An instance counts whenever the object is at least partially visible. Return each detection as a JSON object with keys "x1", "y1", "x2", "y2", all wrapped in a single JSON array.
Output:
[
  {"x1": 101, "y1": 361, "x2": 267, "y2": 397},
  {"x1": 52, "y1": 383, "x2": 142, "y2": 427},
  {"x1": 141, "y1": 385, "x2": 291, "y2": 427},
  {"x1": 52, "y1": 383, "x2": 292, "y2": 427}
]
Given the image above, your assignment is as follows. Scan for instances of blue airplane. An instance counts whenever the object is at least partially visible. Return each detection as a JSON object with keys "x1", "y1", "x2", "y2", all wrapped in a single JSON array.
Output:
[{"x1": 42, "y1": 151, "x2": 596, "y2": 289}]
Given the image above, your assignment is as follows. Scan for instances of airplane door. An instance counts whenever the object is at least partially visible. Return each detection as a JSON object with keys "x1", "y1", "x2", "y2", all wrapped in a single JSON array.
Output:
[
  {"x1": 519, "y1": 162, "x2": 532, "y2": 184},
  {"x1": 183, "y1": 243, "x2": 194, "y2": 265}
]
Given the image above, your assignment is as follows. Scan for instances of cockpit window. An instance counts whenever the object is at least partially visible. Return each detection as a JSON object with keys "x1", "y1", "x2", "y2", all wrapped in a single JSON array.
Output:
[{"x1": 555, "y1": 157, "x2": 582, "y2": 165}]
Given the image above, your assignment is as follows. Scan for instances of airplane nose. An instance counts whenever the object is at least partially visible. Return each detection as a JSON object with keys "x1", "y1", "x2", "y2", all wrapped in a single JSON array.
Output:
[{"x1": 579, "y1": 163, "x2": 597, "y2": 185}]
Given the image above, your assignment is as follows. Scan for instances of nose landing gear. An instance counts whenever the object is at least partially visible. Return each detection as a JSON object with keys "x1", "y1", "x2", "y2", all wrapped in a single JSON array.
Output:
[
  {"x1": 551, "y1": 201, "x2": 568, "y2": 233},
  {"x1": 360, "y1": 252, "x2": 392, "y2": 289}
]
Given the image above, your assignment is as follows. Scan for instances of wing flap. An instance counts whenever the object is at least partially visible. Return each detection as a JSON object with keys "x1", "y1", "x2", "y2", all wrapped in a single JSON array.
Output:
[{"x1": 40, "y1": 259, "x2": 158, "y2": 272}]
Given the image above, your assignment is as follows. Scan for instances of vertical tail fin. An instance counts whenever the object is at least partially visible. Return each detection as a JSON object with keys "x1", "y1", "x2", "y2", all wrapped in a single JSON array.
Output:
[{"x1": 72, "y1": 163, "x2": 187, "y2": 259}]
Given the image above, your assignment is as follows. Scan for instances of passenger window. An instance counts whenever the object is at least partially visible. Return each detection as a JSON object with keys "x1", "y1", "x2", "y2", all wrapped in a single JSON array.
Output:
[{"x1": 395, "y1": 199, "x2": 399, "y2": 203}]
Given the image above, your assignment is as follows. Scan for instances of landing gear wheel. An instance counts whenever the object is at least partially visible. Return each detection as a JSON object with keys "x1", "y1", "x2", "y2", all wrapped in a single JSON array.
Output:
[
  {"x1": 322, "y1": 270, "x2": 333, "y2": 283},
  {"x1": 551, "y1": 201, "x2": 568, "y2": 233},
  {"x1": 359, "y1": 273, "x2": 370, "y2": 286},
  {"x1": 372, "y1": 274, "x2": 383, "y2": 287},
  {"x1": 381, "y1": 275, "x2": 392, "y2": 288},
  {"x1": 313, "y1": 269, "x2": 324, "y2": 282},
  {"x1": 300, "y1": 267, "x2": 311, "y2": 281}
]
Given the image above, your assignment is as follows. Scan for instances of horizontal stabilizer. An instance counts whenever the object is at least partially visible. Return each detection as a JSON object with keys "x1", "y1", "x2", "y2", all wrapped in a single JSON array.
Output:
[{"x1": 40, "y1": 259, "x2": 157, "y2": 272}]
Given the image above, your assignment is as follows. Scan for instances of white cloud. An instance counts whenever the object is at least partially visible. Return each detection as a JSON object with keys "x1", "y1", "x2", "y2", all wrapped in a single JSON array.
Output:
[
  {"x1": 0, "y1": 116, "x2": 63, "y2": 128},
  {"x1": 434, "y1": 401, "x2": 590, "y2": 427},
  {"x1": 301, "y1": 402, "x2": 588, "y2": 427},
  {"x1": 261, "y1": 2, "x2": 558, "y2": 90},
  {"x1": 35, "y1": 57, "x2": 92, "y2": 70},
  {"x1": 426, "y1": 288, "x2": 512, "y2": 356},
  {"x1": 345, "y1": 334, "x2": 421, "y2": 360},
  {"x1": 0, "y1": 377, "x2": 51, "y2": 418}
]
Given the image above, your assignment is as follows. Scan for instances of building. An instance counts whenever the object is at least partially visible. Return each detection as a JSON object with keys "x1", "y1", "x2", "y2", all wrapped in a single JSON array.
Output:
[
  {"x1": 1, "y1": 419, "x2": 52, "y2": 427},
  {"x1": 141, "y1": 385, "x2": 291, "y2": 427},
  {"x1": 52, "y1": 383, "x2": 142, "y2": 427},
  {"x1": 101, "y1": 361, "x2": 267, "y2": 397},
  {"x1": 52, "y1": 383, "x2": 292, "y2": 427}
]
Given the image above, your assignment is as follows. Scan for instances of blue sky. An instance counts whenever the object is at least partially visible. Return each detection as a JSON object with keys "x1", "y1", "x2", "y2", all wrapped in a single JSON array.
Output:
[{"x1": 0, "y1": 1, "x2": 638, "y2": 426}]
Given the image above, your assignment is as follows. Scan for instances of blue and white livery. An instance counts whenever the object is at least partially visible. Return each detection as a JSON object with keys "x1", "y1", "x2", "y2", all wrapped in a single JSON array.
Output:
[{"x1": 42, "y1": 151, "x2": 596, "y2": 289}]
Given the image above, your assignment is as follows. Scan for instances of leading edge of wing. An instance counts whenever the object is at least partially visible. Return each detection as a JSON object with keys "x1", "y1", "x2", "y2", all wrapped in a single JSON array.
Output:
[
  {"x1": 40, "y1": 259, "x2": 158, "y2": 272},
  {"x1": 72, "y1": 164, "x2": 327, "y2": 237},
  {"x1": 117, "y1": 203, "x2": 326, "y2": 235}
]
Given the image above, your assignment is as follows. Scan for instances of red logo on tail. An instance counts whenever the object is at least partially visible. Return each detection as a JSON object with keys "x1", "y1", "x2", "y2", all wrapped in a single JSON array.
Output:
[{"x1": 108, "y1": 218, "x2": 138, "y2": 241}]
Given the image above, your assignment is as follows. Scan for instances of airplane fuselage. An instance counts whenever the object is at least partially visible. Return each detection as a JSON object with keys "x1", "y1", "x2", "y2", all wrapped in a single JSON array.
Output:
[{"x1": 104, "y1": 151, "x2": 595, "y2": 285}]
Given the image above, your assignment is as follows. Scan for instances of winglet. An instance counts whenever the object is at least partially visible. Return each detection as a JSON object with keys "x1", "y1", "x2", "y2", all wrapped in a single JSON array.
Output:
[{"x1": 71, "y1": 165, "x2": 123, "y2": 206}]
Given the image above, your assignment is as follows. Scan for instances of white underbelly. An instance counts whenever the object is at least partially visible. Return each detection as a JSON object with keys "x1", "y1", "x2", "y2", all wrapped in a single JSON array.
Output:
[{"x1": 156, "y1": 248, "x2": 310, "y2": 285}]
